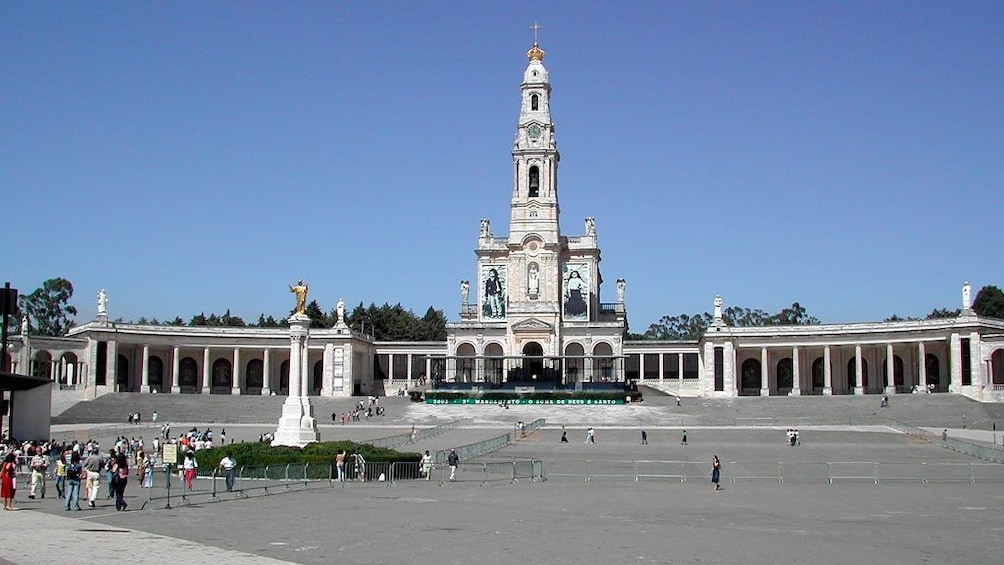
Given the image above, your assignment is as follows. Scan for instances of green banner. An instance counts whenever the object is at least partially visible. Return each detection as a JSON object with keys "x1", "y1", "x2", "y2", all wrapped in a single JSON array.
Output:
[{"x1": 426, "y1": 398, "x2": 625, "y2": 405}]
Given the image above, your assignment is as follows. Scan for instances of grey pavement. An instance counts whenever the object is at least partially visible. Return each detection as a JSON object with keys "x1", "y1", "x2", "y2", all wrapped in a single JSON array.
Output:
[{"x1": 6, "y1": 397, "x2": 1003, "y2": 564}]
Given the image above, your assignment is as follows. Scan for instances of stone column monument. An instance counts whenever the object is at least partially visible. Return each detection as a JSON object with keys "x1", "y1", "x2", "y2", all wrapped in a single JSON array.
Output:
[{"x1": 272, "y1": 281, "x2": 320, "y2": 447}]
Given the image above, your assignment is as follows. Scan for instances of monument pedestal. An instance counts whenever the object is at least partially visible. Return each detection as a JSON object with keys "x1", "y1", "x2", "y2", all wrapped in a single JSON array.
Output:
[
  {"x1": 272, "y1": 396, "x2": 319, "y2": 447},
  {"x1": 272, "y1": 313, "x2": 320, "y2": 447}
]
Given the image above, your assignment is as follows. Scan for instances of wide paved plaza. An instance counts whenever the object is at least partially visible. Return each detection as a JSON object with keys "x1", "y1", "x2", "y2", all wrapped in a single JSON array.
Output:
[{"x1": 4, "y1": 396, "x2": 1004, "y2": 565}]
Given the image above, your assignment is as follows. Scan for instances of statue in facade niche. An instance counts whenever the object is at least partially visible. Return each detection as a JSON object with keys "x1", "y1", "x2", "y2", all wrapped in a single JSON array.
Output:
[
  {"x1": 528, "y1": 264, "x2": 539, "y2": 294},
  {"x1": 97, "y1": 289, "x2": 108, "y2": 316},
  {"x1": 460, "y1": 280, "x2": 470, "y2": 305},
  {"x1": 289, "y1": 280, "x2": 309, "y2": 315}
]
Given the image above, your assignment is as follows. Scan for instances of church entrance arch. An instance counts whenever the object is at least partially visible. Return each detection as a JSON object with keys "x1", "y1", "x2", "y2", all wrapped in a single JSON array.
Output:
[
  {"x1": 179, "y1": 357, "x2": 199, "y2": 393},
  {"x1": 592, "y1": 342, "x2": 615, "y2": 384},
  {"x1": 740, "y1": 359, "x2": 762, "y2": 395},
  {"x1": 148, "y1": 355, "x2": 164, "y2": 392},
  {"x1": 313, "y1": 360, "x2": 323, "y2": 395},
  {"x1": 32, "y1": 351, "x2": 52, "y2": 380},
  {"x1": 564, "y1": 343, "x2": 585, "y2": 388},
  {"x1": 485, "y1": 343, "x2": 504, "y2": 388},
  {"x1": 992, "y1": 349, "x2": 1004, "y2": 386},
  {"x1": 211, "y1": 358, "x2": 232, "y2": 394},
  {"x1": 456, "y1": 343, "x2": 476, "y2": 384},
  {"x1": 117, "y1": 354, "x2": 130, "y2": 392},
  {"x1": 60, "y1": 352, "x2": 79, "y2": 388},
  {"x1": 245, "y1": 359, "x2": 264, "y2": 395},
  {"x1": 811, "y1": 357, "x2": 825, "y2": 393},
  {"x1": 516, "y1": 342, "x2": 546, "y2": 384},
  {"x1": 776, "y1": 358, "x2": 793, "y2": 393},
  {"x1": 926, "y1": 354, "x2": 941, "y2": 391}
]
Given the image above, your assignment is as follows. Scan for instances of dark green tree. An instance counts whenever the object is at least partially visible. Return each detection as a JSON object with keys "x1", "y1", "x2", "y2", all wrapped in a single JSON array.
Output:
[
  {"x1": 19, "y1": 277, "x2": 78, "y2": 336},
  {"x1": 973, "y1": 285, "x2": 1004, "y2": 319},
  {"x1": 926, "y1": 308, "x2": 959, "y2": 319}
]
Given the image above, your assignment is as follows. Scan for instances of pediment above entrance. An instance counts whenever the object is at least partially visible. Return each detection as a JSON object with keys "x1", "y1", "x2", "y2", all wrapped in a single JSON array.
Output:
[{"x1": 512, "y1": 317, "x2": 553, "y2": 331}]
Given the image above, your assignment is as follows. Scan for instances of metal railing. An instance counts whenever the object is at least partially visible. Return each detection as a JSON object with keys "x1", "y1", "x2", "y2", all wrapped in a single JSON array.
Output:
[
  {"x1": 543, "y1": 458, "x2": 1004, "y2": 484},
  {"x1": 365, "y1": 418, "x2": 472, "y2": 450},
  {"x1": 889, "y1": 421, "x2": 1004, "y2": 464},
  {"x1": 433, "y1": 418, "x2": 545, "y2": 466}
]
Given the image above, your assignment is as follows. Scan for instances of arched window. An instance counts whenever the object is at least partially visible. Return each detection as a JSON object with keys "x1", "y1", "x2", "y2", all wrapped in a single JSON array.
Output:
[
  {"x1": 882, "y1": 355, "x2": 905, "y2": 388},
  {"x1": 456, "y1": 343, "x2": 476, "y2": 383},
  {"x1": 485, "y1": 343, "x2": 504, "y2": 387},
  {"x1": 846, "y1": 358, "x2": 869, "y2": 389},
  {"x1": 528, "y1": 166, "x2": 540, "y2": 198},
  {"x1": 531, "y1": 93, "x2": 539, "y2": 111}
]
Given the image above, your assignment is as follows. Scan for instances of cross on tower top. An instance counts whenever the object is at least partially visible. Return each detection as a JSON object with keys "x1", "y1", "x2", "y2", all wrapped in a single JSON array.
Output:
[{"x1": 530, "y1": 21, "x2": 542, "y2": 44}]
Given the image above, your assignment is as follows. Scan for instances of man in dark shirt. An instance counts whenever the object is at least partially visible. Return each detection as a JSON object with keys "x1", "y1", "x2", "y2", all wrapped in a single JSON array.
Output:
[{"x1": 447, "y1": 448, "x2": 460, "y2": 481}]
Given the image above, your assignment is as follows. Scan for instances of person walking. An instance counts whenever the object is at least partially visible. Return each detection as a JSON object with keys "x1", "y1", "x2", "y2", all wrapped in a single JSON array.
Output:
[
  {"x1": 55, "y1": 451, "x2": 67, "y2": 499},
  {"x1": 83, "y1": 448, "x2": 104, "y2": 508},
  {"x1": 29, "y1": 449, "x2": 49, "y2": 499},
  {"x1": 447, "y1": 448, "x2": 460, "y2": 481},
  {"x1": 681, "y1": 429, "x2": 688, "y2": 445},
  {"x1": 2, "y1": 452, "x2": 16, "y2": 511},
  {"x1": 641, "y1": 430, "x2": 648, "y2": 445},
  {"x1": 183, "y1": 450, "x2": 198, "y2": 491},
  {"x1": 218, "y1": 452, "x2": 236, "y2": 492},
  {"x1": 711, "y1": 455, "x2": 722, "y2": 491},
  {"x1": 63, "y1": 451, "x2": 82, "y2": 511},
  {"x1": 421, "y1": 450, "x2": 433, "y2": 480},
  {"x1": 111, "y1": 451, "x2": 129, "y2": 511}
]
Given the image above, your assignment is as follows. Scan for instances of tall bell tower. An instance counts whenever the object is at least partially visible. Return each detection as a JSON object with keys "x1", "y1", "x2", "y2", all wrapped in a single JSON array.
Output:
[{"x1": 509, "y1": 40, "x2": 561, "y2": 246}]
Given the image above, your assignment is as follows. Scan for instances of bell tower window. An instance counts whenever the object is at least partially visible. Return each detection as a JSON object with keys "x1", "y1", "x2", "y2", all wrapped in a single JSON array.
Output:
[
  {"x1": 528, "y1": 166, "x2": 540, "y2": 197},
  {"x1": 531, "y1": 93, "x2": 539, "y2": 111}
]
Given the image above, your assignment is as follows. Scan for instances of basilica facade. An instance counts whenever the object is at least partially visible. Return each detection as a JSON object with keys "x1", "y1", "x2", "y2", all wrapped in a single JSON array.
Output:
[{"x1": 5, "y1": 42, "x2": 1004, "y2": 403}]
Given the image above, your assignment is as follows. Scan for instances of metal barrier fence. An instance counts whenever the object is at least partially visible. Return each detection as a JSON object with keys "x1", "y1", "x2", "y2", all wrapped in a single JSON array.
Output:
[
  {"x1": 366, "y1": 419, "x2": 473, "y2": 450},
  {"x1": 433, "y1": 418, "x2": 545, "y2": 466},
  {"x1": 543, "y1": 458, "x2": 1004, "y2": 484},
  {"x1": 889, "y1": 421, "x2": 1004, "y2": 464}
]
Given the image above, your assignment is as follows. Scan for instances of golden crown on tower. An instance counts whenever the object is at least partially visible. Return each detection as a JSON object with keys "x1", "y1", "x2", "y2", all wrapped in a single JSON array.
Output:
[{"x1": 527, "y1": 42, "x2": 545, "y2": 61}]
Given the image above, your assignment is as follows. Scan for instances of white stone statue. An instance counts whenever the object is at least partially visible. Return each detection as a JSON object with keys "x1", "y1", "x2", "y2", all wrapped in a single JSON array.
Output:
[
  {"x1": 20, "y1": 314, "x2": 28, "y2": 334},
  {"x1": 962, "y1": 281, "x2": 972, "y2": 310},
  {"x1": 336, "y1": 297, "x2": 346, "y2": 325},
  {"x1": 713, "y1": 294, "x2": 723, "y2": 320},
  {"x1": 480, "y1": 219, "x2": 491, "y2": 238},
  {"x1": 527, "y1": 264, "x2": 539, "y2": 294},
  {"x1": 460, "y1": 280, "x2": 470, "y2": 305},
  {"x1": 584, "y1": 217, "x2": 595, "y2": 236},
  {"x1": 97, "y1": 288, "x2": 108, "y2": 316},
  {"x1": 616, "y1": 279, "x2": 626, "y2": 303}
]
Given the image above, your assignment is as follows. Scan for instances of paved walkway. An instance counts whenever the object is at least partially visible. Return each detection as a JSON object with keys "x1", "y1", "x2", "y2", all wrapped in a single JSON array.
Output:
[{"x1": 6, "y1": 399, "x2": 1003, "y2": 565}]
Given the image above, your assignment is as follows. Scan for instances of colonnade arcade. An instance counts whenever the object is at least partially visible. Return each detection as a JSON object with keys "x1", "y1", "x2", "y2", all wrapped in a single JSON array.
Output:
[
  {"x1": 730, "y1": 341, "x2": 952, "y2": 396},
  {"x1": 443, "y1": 340, "x2": 623, "y2": 389}
]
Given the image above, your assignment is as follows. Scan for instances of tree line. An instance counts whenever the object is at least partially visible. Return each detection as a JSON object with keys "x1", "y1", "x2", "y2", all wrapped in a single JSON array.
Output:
[{"x1": 7, "y1": 277, "x2": 1004, "y2": 341}]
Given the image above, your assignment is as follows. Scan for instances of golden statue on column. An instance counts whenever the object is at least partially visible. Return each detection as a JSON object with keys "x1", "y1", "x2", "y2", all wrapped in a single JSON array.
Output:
[{"x1": 289, "y1": 280, "x2": 309, "y2": 314}]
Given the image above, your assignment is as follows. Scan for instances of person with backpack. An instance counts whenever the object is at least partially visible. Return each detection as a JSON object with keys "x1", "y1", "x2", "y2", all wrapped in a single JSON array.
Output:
[{"x1": 64, "y1": 452, "x2": 83, "y2": 511}]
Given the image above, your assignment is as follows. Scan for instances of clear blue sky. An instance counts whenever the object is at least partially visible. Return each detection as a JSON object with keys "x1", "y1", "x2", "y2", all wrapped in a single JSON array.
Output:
[{"x1": 2, "y1": 2, "x2": 1002, "y2": 332}]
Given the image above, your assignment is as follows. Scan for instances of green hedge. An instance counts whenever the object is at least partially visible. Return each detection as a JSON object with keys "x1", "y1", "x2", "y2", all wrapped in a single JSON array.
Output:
[{"x1": 191, "y1": 440, "x2": 422, "y2": 470}]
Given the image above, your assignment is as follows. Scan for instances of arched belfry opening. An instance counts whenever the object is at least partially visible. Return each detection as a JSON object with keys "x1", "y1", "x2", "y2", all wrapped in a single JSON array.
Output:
[
  {"x1": 531, "y1": 93, "x2": 539, "y2": 111},
  {"x1": 528, "y1": 166, "x2": 540, "y2": 197}
]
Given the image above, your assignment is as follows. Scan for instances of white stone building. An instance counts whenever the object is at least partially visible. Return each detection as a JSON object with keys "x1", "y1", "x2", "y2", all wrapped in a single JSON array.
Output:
[{"x1": 4, "y1": 42, "x2": 1004, "y2": 403}]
